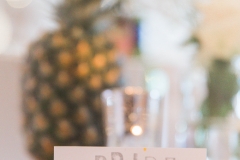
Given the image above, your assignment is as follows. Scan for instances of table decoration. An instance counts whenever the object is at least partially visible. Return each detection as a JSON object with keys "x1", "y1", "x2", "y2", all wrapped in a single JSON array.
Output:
[
  {"x1": 101, "y1": 86, "x2": 162, "y2": 147},
  {"x1": 22, "y1": 0, "x2": 121, "y2": 159},
  {"x1": 54, "y1": 146, "x2": 206, "y2": 160},
  {"x1": 191, "y1": 0, "x2": 240, "y2": 159}
]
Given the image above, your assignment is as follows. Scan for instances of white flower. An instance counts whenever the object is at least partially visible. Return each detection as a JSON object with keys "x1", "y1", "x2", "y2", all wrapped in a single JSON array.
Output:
[{"x1": 196, "y1": 0, "x2": 240, "y2": 61}]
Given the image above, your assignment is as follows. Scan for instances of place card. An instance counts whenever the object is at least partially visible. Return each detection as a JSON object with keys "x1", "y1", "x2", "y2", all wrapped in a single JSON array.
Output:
[{"x1": 54, "y1": 147, "x2": 206, "y2": 160}]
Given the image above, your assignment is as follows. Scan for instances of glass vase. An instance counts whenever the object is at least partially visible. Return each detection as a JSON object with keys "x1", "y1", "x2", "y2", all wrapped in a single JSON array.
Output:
[
  {"x1": 194, "y1": 58, "x2": 240, "y2": 159},
  {"x1": 195, "y1": 116, "x2": 240, "y2": 160},
  {"x1": 101, "y1": 86, "x2": 163, "y2": 147}
]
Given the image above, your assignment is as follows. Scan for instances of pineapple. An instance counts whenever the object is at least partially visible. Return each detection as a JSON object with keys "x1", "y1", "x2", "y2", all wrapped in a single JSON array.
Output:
[{"x1": 22, "y1": 0, "x2": 120, "y2": 159}]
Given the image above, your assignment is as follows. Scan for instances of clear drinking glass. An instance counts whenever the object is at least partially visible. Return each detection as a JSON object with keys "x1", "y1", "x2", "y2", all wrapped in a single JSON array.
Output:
[{"x1": 101, "y1": 86, "x2": 162, "y2": 147}]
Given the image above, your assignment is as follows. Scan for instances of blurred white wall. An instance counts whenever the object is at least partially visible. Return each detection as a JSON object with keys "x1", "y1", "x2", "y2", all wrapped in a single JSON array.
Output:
[
  {"x1": 0, "y1": 1, "x2": 58, "y2": 159},
  {"x1": 0, "y1": 55, "x2": 31, "y2": 160},
  {"x1": 0, "y1": 0, "x2": 58, "y2": 56}
]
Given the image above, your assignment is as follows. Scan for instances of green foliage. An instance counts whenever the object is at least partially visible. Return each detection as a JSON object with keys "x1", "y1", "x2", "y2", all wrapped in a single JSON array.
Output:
[{"x1": 201, "y1": 59, "x2": 238, "y2": 119}]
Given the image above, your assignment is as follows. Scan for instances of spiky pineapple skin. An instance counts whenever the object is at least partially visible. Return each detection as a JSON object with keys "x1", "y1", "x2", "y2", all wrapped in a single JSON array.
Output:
[{"x1": 22, "y1": 22, "x2": 120, "y2": 159}]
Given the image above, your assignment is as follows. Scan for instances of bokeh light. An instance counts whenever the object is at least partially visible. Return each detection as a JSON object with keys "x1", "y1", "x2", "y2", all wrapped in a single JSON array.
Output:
[
  {"x1": 131, "y1": 125, "x2": 143, "y2": 136},
  {"x1": 0, "y1": 9, "x2": 12, "y2": 54},
  {"x1": 6, "y1": 0, "x2": 32, "y2": 8}
]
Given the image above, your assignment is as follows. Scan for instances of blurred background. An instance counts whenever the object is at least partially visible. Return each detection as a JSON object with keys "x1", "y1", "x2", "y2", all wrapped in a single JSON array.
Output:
[{"x1": 1, "y1": 0, "x2": 240, "y2": 159}]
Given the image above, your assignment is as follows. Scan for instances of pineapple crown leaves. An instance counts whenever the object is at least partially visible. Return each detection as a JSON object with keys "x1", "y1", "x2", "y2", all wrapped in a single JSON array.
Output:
[{"x1": 55, "y1": 0, "x2": 122, "y2": 30}]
